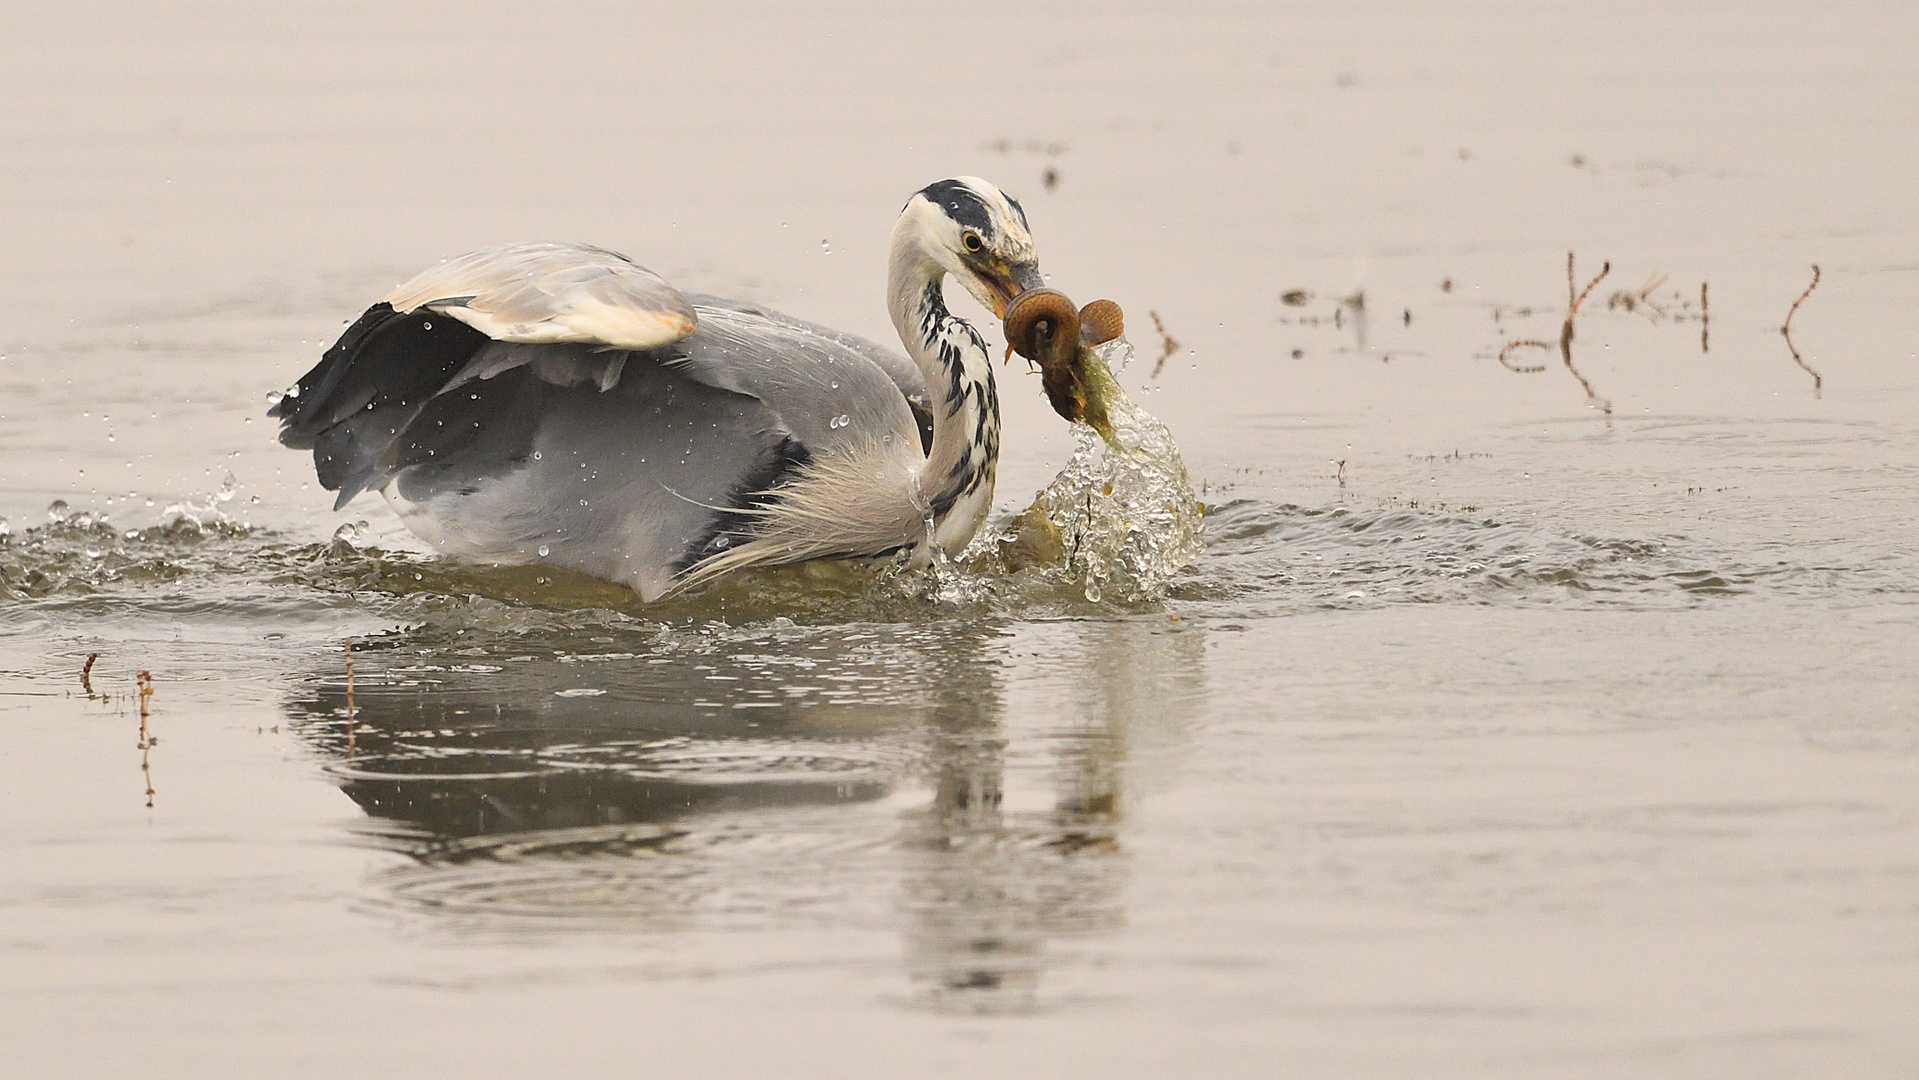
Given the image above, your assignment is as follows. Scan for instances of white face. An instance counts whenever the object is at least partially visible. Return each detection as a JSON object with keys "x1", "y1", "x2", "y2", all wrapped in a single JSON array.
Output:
[{"x1": 906, "y1": 177, "x2": 1044, "y2": 316}]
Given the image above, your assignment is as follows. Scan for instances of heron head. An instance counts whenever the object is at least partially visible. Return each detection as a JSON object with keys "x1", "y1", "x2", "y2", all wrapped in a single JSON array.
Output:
[{"x1": 901, "y1": 176, "x2": 1044, "y2": 317}]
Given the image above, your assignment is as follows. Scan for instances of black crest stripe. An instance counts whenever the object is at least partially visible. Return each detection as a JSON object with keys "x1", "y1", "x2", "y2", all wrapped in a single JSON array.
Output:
[{"x1": 917, "y1": 179, "x2": 995, "y2": 235}]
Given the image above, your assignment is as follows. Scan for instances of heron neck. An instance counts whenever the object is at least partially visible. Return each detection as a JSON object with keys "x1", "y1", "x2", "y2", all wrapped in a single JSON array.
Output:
[{"x1": 887, "y1": 242, "x2": 1000, "y2": 553}]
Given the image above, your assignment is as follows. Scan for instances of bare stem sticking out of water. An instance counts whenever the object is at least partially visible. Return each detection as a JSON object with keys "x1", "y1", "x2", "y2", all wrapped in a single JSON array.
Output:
[
  {"x1": 1565, "y1": 252, "x2": 1610, "y2": 334},
  {"x1": 1781, "y1": 264, "x2": 1822, "y2": 394},
  {"x1": 1149, "y1": 311, "x2": 1179, "y2": 378},
  {"x1": 1558, "y1": 253, "x2": 1611, "y2": 412},
  {"x1": 136, "y1": 670, "x2": 155, "y2": 808},
  {"x1": 1496, "y1": 252, "x2": 1611, "y2": 412},
  {"x1": 80, "y1": 652, "x2": 98, "y2": 699}
]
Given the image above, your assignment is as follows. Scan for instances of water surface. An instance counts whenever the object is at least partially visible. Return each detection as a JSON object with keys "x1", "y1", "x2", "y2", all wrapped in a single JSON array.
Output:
[{"x1": 4, "y1": 2, "x2": 1918, "y2": 1076}]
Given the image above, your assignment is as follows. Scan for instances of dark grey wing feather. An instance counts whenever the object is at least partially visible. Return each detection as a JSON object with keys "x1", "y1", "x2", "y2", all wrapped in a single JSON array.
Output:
[
  {"x1": 270, "y1": 303, "x2": 491, "y2": 507},
  {"x1": 383, "y1": 361, "x2": 804, "y2": 599}
]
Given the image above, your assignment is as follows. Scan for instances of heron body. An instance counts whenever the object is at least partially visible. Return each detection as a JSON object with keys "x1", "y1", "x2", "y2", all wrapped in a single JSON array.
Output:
[{"x1": 272, "y1": 178, "x2": 1042, "y2": 600}]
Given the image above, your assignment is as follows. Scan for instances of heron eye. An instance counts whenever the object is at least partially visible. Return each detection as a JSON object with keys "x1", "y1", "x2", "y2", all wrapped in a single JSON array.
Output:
[{"x1": 961, "y1": 231, "x2": 984, "y2": 253}]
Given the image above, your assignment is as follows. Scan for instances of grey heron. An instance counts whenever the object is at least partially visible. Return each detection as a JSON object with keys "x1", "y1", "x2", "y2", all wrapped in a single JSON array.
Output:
[{"x1": 271, "y1": 177, "x2": 1044, "y2": 600}]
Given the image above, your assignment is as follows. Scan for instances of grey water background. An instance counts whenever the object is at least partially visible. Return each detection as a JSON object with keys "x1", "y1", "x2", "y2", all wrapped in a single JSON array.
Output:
[{"x1": 4, "y1": 2, "x2": 1918, "y2": 1076}]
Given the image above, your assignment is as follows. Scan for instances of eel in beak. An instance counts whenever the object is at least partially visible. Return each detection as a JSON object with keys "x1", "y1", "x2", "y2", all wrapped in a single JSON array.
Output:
[{"x1": 1002, "y1": 288, "x2": 1128, "y2": 448}]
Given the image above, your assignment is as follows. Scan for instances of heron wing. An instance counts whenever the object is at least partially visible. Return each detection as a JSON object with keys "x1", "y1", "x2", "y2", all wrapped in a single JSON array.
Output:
[
  {"x1": 683, "y1": 293, "x2": 931, "y2": 442},
  {"x1": 384, "y1": 242, "x2": 698, "y2": 351},
  {"x1": 372, "y1": 311, "x2": 927, "y2": 599},
  {"x1": 662, "y1": 304, "x2": 925, "y2": 457},
  {"x1": 274, "y1": 290, "x2": 930, "y2": 596},
  {"x1": 380, "y1": 361, "x2": 809, "y2": 601}
]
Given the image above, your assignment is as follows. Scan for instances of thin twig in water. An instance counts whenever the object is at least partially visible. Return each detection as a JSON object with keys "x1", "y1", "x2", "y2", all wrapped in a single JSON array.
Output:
[
  {"x1": 1498, "y1": 339, "x2": 1553, "y2": 373},
  {"x1": 1565, "y1": 252, "x2": 1610, "y2": 327},
  {"x1": 136, "y1": 671, "x2": 152, "y2": 744},
  {"x1": 80, "y1": 653, "x2": 98, "y2": 699},
  {"x1": 1784, "y1": 264, "x2": 1820, "y2": 334},
  {"x1": 1781, "y1": 264, "x2": 1822, "y2": 393},
  {"x1": 1494, "y1": 252, "x2": 1609, "y2": 412},
  {"x1": 136, "y1": 670, "x2": 155, "y2": 808},
  {"x1": 1559, "y1": 252, "x2": 1611, "y2": 412},
  {"x1": 1149, "y1": 310, "x2": 1179, "y2": 378}
]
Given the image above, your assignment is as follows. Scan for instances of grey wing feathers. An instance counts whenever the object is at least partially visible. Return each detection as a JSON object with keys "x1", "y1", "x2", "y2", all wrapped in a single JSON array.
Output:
[
  {"x1": 386, "y1": 242, "x2": 698, "y2": 350},
  {"x1": 275, "y1": 248, "x2": 935, "y2": 595},
  {"x1": 684, "y1": 293, "x2": 933, "y2": 452},
  {"x1": 665, "y1": 304, "x2": 923, "y2": 458}
]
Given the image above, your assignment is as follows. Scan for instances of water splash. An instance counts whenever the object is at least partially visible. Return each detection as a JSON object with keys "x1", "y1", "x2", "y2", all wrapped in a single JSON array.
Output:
[
  {"x1": 332, "y1": 520, "x2": 371, "y2": 547},
  {"x1": 978, "y1": 340, "x2": 1205, "y2": 603}
]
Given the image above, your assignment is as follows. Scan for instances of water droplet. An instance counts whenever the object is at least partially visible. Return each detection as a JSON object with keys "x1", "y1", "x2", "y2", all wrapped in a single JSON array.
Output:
[
  {"x1": 248, "y1": 495, "x2": 261, "y2": 505},
  {"x1": 47, "y1": 500, "x2": 69, "y2": 522},
  {"x1": 331, "y1": 521, "x2": 366, "y2": 545},
  {"x1": 532, "y1": 451, "x2": 543, "y2": 460},
  {"x1": 265, "y1": 389, "x2": 285, "y2": 407},
  {"x1": 714, "y1": 536, "x2": 730, "y2": 549},
  {"x1": 283, "y1": 385, "x2": 300, "y2": 399},
  {"x1": 216, "y1": 472, "x2": 238, "y2": 502},
  {"x1": 834, "y1": 413, "x2": 850, "y2": 428},
  {"x1": 537, "y1": 544, "x2": 550, "y2": 557},
  {"x1": 422, "y1": 320, "x2": 432, "y2": 330},
  {"x1": 0, "y1": 517, "x2": 9, "y2": 538}
]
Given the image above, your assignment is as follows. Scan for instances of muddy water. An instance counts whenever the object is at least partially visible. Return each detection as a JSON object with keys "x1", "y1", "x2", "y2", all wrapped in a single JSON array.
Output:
[{"x1": 4, "y1": 2, "x2": 1918, "y2": 1076}]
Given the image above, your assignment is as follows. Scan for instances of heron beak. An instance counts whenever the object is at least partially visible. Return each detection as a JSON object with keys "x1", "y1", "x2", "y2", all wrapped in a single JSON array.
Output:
[{"x1": 984, "y1": 262, "x2": 1046, "y2": 318}]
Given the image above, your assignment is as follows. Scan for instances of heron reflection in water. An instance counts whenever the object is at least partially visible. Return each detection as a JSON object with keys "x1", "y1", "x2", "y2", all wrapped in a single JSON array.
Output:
[
  {"x1": 272, "y1": 178, "x2": 1047, "y2": 601},
  {"x1": 284, "y1": 616, "x2": 1203, "y2": 1012}
]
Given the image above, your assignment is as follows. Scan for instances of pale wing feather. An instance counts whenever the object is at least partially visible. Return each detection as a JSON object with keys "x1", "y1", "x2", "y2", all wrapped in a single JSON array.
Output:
[
  {"x1": 671, "y1": 436, "x2": 930, "y2": 594},
  {"x1": 384, "y1": 242, "x2": 698, "y2": 350}
]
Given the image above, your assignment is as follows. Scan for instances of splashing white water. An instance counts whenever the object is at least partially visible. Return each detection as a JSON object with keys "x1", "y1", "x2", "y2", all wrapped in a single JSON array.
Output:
[{"x1": 978, "y1": 339, "x2": 1205, "y2": 602}]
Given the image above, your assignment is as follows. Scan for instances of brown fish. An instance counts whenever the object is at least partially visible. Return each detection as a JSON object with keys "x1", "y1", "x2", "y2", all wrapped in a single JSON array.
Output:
[{"x1": 1003, "y1": 289, "x2": 1126, "y2": 448}]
